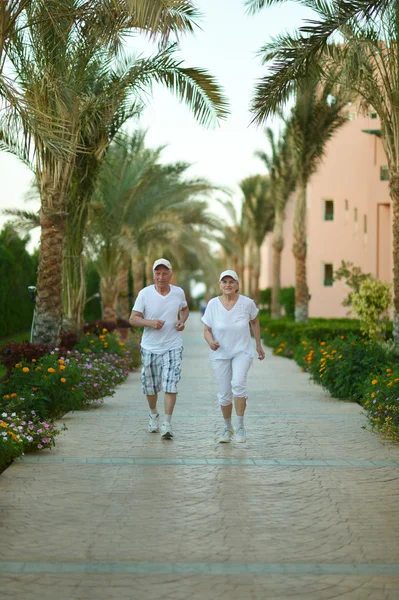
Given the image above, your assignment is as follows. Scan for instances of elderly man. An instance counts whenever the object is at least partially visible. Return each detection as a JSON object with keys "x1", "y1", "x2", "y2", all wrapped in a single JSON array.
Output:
[{"x1": 129, "y1": 258, "x2": 189, "y2": 439}]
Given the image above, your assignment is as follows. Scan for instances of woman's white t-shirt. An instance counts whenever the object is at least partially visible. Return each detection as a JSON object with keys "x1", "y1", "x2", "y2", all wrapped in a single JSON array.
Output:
[
  {"x1": 201, "y1": 295, "x2": 259, "y2": 360},
  {"x1": 133, "y1": 285, "x2": 187, "y2": 354}
]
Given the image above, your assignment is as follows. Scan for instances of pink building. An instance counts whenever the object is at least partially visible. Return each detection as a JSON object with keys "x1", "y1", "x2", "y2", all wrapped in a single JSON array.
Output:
[{"x1": 260, "y1": 107, "x2": 392, "y2": 317}]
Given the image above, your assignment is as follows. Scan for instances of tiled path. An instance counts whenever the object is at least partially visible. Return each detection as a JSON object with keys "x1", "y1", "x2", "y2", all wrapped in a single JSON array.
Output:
[{"x1": 1, "y1": 315, "x2": 399, "y2": 599}]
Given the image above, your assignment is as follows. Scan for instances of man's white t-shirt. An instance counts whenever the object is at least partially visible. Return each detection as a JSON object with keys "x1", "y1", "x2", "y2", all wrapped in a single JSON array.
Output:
[
  {"x1": 201, "y1": 295, "x2": 259, "y2": 360},
  {"x1": 133, "y1": 285, "x2": 188, "y2": 354}
]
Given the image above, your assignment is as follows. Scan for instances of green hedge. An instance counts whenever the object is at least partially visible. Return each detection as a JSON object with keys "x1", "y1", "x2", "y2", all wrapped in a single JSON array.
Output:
[{"x1": 0, "y1": 225, "x2": 38, "y2": 338}]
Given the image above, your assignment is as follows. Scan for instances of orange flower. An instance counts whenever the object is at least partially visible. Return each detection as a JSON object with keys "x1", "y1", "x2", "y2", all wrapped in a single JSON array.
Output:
[
  {"x1": 371, "y1": 379, "x2": 378, "y2": 385},
  {"x1": 58, "y1": 359, "x2": 65, "y2": 365},
  {"x1": 60, "y1": 378, "x2": 66, "y2": 383},
  {"x1": 59, "y1": 365, "x2": 66, "y2": 371},
  {"x1": 32, "y1": 387, "x2": 38, "y2": 391},
  {"x1": 31, "y1": 358, "x2": 37, "y2": 363},
  {"x1": 22, "y1": 367, "x2": 30, "y2": 373},
  {"x1": 320, "y1": 342, "x2": 326, "y2": 346},
  {"x1": 47, "y1": 367, "x2": 56, "y2": 373}
]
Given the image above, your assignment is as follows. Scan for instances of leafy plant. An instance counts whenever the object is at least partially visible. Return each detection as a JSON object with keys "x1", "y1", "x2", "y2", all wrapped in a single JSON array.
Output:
[
  {"x1": 334, "y1": 261, "x2": 372, "y2": 309},
  {"x1": 351, "y1": 279, "x2": 393, "y2": 342}
]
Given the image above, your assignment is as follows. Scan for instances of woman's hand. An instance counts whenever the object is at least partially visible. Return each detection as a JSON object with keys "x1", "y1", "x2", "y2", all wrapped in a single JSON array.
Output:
[
  {"x1": 257, "y1": 345, "x2": 265, "y2": 361},
  {"x1": 209, "y1": 340, "x2": 220, "y2": 351}
]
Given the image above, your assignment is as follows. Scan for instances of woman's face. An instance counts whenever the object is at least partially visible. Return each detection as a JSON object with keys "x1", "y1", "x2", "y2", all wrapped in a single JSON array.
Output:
[{"x1": 220, "y1": 276, "x2": 239, "y2": 295}]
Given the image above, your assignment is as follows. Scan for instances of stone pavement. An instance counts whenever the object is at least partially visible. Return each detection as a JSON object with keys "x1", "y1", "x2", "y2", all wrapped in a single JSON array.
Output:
[{"x1": 1, "y1": 315, "x2": 399, "y2": 599}]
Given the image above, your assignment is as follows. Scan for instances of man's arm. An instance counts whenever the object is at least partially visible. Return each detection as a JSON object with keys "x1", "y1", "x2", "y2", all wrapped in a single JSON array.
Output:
[
  {"x1": 176, "y1": 305, "x2": 189, "y2": 331},
  {"x1": 129, "y1": 310, "x2": 165, "y2": 330}
]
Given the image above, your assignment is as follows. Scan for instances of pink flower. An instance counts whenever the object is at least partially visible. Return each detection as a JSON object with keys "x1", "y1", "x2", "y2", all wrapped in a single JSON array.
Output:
[{"x1": 37, "y1": 444, "x2": 43, "y2": 449}]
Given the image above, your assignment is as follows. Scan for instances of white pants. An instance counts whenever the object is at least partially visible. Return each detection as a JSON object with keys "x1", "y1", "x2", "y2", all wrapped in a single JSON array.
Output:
[{"x1": 211, "y1": 354, "x2": 253, "y2": 406}]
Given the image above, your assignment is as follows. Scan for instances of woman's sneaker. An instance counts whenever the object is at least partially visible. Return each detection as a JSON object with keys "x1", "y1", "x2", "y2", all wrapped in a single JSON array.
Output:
[
  {"x1": 235, "y1": 426, "x2": 247, "y2": 443},
  {"x1": 161, "y1": 422, "x2": 173, "y2": 439},
  {"x1": 148, "y1": 414, "x2": 160, "y2": 433},
  {"x1": 219, "y1": 427, "x2": 234, "y2": 443}
]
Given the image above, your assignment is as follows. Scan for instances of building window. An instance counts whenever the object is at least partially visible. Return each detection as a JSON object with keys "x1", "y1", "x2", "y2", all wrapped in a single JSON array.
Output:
[
  {"x1": 380, "y1": 166, "x2": 389, "y2": 181},
  {"x1": 324, "y1": 200, "x2": 334, "y2": 221},
  {"x1": 370, "y1": 112, "x2": 378, "y2": 119},
  {"x1": 354, "y1": 207, "x2": 358, "y2": 233},
  {"x1": 345, "y1": 199, "x2": 349, "y2": 222},
  {"x1": 324, "y1": 264, "x2": 333, "y2": 287},
  {"x1": 364, "y1": 215, "x2": 368, "y2": 243}
]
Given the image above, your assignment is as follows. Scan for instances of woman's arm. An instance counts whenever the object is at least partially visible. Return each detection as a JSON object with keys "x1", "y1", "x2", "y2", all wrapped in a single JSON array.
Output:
[
  {"x1": 250, "y1": 317, "x2": 265, "y2": 360},
  {"x1": 204, "y1": 325, "x2": 220, "y2": 351}
]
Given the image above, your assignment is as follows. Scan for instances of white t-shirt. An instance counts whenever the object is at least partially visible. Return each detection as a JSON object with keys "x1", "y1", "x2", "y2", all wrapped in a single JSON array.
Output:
[
  {"x1": 201, "y1": 295, "x2": 259, "y2": 360},
  {"x1": 133, "y1": 285, "x2": 188, "y2": 354}
]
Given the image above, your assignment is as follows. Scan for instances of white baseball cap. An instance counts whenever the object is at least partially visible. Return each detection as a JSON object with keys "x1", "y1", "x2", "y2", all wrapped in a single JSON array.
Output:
[
  {"x1": 153, "y1": 258, "x2": 172, "y2": 271},
  {"x1": 219, "y1": 270, "x2": 239, "y2": 282}
]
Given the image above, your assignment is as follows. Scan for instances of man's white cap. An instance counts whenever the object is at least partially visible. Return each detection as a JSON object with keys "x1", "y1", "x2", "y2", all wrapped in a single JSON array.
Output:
[
  {"x1": 219, "y1": 270, "x2": 239, "y2": 282},
  {"x1": 153, "y1": 258, "x2": 172, "y2": 271}
]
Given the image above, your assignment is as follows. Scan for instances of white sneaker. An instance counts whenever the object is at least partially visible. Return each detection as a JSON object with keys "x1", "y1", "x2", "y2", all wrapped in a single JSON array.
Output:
[
  {"x1": 219, "y1": 428, "x2": 234, "y2": 443},
  {"x1": 148, "y1": 414, "x2": 159, "y2": 433},
  {"x1": 235, "y1": 426, "x2": 247, "y2": 443},
  {"x1": 161, "y1": 422, "x2": 173, "y2": 439}
]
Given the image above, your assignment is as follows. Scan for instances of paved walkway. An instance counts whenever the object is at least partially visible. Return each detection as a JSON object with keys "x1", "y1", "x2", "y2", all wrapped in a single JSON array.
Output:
[{"x1": 1, "y1": 315, "x2": 399, "y2": 599}]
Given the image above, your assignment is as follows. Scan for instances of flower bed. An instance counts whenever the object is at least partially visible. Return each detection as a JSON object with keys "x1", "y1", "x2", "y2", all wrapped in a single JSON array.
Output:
[
  {"x1": 261, "y1": 316, "x2": 399, "y2": 440},
  {"x1": 0, "y1": 329, "x2": 141, "y2": 472}
]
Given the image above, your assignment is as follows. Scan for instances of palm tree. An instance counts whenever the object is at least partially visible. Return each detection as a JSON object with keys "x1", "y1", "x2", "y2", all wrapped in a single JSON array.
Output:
[
  {"x1": 245, "y1": 0, "x2": 399, "y2": 336},
  {"x1": 88, "y1": 133, "x2": 217, "y2": 321},
  {"x1": 256, "y1": 124, "x2": 295, "y2": 318},
  {"x1": 240, "y1": 175, "x2": 274, "y2": 302},
  {"x1": 217, "y1": 199, "x2": 250, "y2": 292},
  {"x1": 0, "y1": 1, "x2": 228, "y2": 345}
]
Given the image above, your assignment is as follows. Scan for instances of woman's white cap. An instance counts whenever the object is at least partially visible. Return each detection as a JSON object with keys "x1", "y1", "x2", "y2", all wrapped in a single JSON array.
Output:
[
  {"x1": 219, "y1": 270, "x2": 239, "y2": 282},
  {"x1": 153, "y1": 258, "x2": 172, "y2": 271}
]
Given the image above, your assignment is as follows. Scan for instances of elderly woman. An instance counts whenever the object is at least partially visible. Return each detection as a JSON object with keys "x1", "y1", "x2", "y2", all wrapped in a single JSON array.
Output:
[{"x1": 201, "y1": 270, "x2": 265, "y2": 443}]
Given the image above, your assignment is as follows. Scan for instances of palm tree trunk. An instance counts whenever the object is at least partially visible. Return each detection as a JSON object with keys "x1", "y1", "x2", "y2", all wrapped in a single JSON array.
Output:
[
  {"x1": 252, "y1": 245, "x2": 261, "y2": 303},
  {"x1": 33, "y1": 211, "x2": 64, "y2": 346},
  {"x1": 116, "y1": 256, "x2": 130, "y2": 321},
  {"x1": 100, "y1": 275, "x2": 118, "y2": 322},
  {"x1": 292, "y1": 182, "x2": 308, "y2": 322},
  {"x1": 389, "y1": 172, "x2": 399, "y2": 344},
  {"x1": 145, "y1": 257, "x2": 153, "y2": 288},
  {"x1": 132, "y1": 253, "x2": 145, "y2": 301},
  {"x1": 271, "y1": 205, "x2": 284, "y2": 319}
]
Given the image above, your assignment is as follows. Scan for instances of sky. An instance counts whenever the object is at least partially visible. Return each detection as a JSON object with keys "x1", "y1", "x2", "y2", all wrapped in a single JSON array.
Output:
[{"x1": 0, "y1": 0, "x2": 313, "y2": 252}]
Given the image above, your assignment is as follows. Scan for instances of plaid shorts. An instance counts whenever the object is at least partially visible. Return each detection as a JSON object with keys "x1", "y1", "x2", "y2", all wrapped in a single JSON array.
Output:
[{"x1": 140, "y1": 347, "x2": 183, "y2": 395}]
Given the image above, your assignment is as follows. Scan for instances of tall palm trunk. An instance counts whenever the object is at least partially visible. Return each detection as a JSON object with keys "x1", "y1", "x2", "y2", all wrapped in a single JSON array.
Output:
[
  {"x1": 33, "y1": 209, "x2": 65, "y2": 346},
  {"x1": 271, "y1": 205, "x2": 284, "y2": 319},
  {"x1": 116, "y1": 256, "x2": 130, "y2": 320},
  {"x1": 389, "y1": 172, "x2": 399, "y2": 343},
  {"x1": 252, "y1": 244, "x2": 261, "y2": 303},
  {"x1": 62, "y1": 202, "x2": 89, "y2": 332},
  {"x1": 145, "y1": 257, "x2": 153, "y2": 288},
  {"x1": 132, "y1": 253, "x2": 145, "y2": 300},
  {"x1": 100, "y1": 275, "x2": 118, "y2": 321},
  {"x1": 293, "y1": 181, "x2": 308, "y2": 322}
]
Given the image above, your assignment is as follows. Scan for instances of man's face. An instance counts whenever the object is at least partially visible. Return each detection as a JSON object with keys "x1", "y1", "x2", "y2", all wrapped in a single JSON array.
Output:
[{"x1": 153, "y1": 266, "x2": 172, "y2": 287}]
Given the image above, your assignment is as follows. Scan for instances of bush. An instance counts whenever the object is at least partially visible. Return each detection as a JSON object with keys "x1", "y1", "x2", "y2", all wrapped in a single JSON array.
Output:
[
  {"x1": 0, "y1": 341, "x2": 49, "y2": 376},
  {"x1": 0, "y1": 409, "x2": 63, "y2": 472},
  {"x1": 0, "y1": 225, "x2": 38, "y2": 338},
  {"x1": 351, "y1": 279, "x2": 393, "y2": 342},
  {"x1": 296, "y1": 335, "x2": 393, "y2": 401},
  {"x1": 0, "y1": 353, "x2": 85, "y2": 419},
  {"x1": 83, "y1": 320, "x2": 118, "y2": 335},
  {"x1": 362, "y1": 370, "x2": 399, "y2": 440},
  {"x1": 279, "y1": 286, "x2": 295, "y2": 318}
]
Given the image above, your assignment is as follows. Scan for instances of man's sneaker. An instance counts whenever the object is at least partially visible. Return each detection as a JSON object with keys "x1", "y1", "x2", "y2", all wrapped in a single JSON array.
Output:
[
  {"x1": 161, "y1": 422, "x2": 173, "y2": 439},
  {"x1": 219, "y1": 427, "x2": 234, "y2": 443},
  {"x1": 235, "y1": 426, "x2": 247, "y2": 443},
  {"x1": 148, "y1": 414, "x2": 159, "y2": 433}
]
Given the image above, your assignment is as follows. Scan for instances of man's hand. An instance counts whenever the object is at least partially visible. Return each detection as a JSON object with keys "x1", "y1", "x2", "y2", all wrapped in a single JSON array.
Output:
[
  {"x1": 176, "y1": 320, "x2": 185, "y2": 331},
  {"x1": 151, "y1": 320, "x2": 165, "y2": 330}
]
